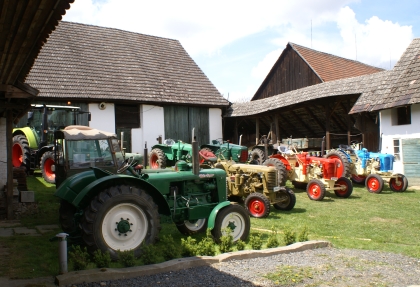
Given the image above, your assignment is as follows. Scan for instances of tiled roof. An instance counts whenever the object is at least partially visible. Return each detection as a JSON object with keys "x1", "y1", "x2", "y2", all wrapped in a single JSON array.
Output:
[
  {"x1": 25, "y1": 21, "x2": 229, "y2": 107},
  {"x1": 290, "y1": 43, "x2": 384, "y2": 82},
  {"x1": 227, "y1": 70, "x2": 389, "y2": 117},
  {"x1": 350, "y1": 38, "x2": 420, "y2": 113}
]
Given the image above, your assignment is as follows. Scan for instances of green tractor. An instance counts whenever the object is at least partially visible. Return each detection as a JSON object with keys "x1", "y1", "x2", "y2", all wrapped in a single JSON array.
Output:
[
  {"x1": 149, "y1": 138, "x2": 248, "y2": 169},
  {"x1": 12, "y1": 104, "x2": 89, "y2": 183},
  {"x1": 54, "y1": 128, "x2": 250, "y2": 259}
]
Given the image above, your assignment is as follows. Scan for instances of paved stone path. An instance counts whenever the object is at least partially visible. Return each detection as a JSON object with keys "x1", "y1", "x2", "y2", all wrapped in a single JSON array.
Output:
[{"x1": 0, "y1": 220, "x2": 59, "y2": 237}]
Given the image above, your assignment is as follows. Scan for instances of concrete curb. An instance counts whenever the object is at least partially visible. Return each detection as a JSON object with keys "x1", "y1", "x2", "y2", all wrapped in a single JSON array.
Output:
[{"x1": 55, "y1": 240, "x2": 330, "y2": 286}]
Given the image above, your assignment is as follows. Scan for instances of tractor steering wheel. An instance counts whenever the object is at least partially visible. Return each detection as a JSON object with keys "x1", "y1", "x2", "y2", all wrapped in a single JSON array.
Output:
[{"x1": 117, "y1": 156, "x2": 136, "y2": 173}]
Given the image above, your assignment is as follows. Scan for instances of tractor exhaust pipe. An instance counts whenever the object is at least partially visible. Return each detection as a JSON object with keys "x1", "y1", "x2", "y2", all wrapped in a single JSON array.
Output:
[
  {"x1": 192, "y1": 128, "x2": 199, "y2": 175},
  {"x1": 143, "y1": 142, "x2": 148, "y2": 168}
]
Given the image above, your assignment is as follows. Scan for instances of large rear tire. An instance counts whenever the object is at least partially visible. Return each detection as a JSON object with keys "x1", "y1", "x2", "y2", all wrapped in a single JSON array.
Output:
[
  {"x1": 334, "y1": 177, "x2": 353, "y2": 198},
  {"x1": 40, "y1": 151, "x2": 55, "y2": 184},
  {"x1": 244, "y1": 193, "x2": 270, "y2": 218},
  {"x1": 211, "y1": 204, "x2": 250, "y2": 243},
  {"x1": 149, "y1": 148, "x2": 167, "y2": 169},
  {"x1": 175, "y1": 218, "x2": 208, "y2": 235},
  {"x1": 12, "y1": 135, "x2": 31, "y2": 168},
  {"x1": 263, "y1": 158, "x2": 287, "y2": 186},
  {"x1": 81, "y1": 185, "x2": 161, "y2": 260},
  {"x1": 273, "y1": 188, "x2": 296, "y2": 211},
  {"x1": 325, "y1": 151, "x2": 351, "y2": 178},
  {"x1": 366, "y1": 174, "x2": 384, "y2": 193},
  {"x1": 249, "y1": 148, "x2": 265, "y2": 165},
  {"x1": 306, "y1": 179, "x2": 326, "y2": 201},
  {"x1": 389, "y1": 174, "x2": 408, "y2": 192}
]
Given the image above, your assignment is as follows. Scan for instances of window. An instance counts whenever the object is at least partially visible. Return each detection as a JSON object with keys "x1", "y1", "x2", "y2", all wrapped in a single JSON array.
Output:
[
  {"x1": 115, "y1": 104, "x2": 140, "y2": 128},
  {"x1": 392, "y1": 106, "x2": 411, "y2": 125},
  {"x1": 393, "y1": 139, "x2": 400, "y2": 161}
]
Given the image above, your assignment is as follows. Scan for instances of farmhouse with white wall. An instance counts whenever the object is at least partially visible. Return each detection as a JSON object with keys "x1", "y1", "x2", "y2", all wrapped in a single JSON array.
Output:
[{"x1": 25, "y1": 21, "x2": 229, "y2": 155}]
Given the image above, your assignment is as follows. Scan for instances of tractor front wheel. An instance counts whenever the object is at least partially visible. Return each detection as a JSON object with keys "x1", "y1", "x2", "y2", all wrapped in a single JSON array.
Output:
[
  {"x1": 175, "y1": 218, "x2": 208, "y2": 235},
  {"x1": 81, "y1": 185, "x2": 161, "y2": 260},
  {"x1": 366, "y1": 174, "x2": 384, "y2": 193},
  {"x1": 40, "y1": 151, "x2": 55, "y2": 184},
  {"x1": 389, "y1": 174, "x2": 408, "y2": 192},
  {"x1": 149, "y1": 148, "x2": 167, "y2": 169},
  {"x1": 334, "y1": 177, "x2": 353, "y2": 198},
  {"x1": 263, "y1": 158, "x2": 287, "y2": 186},
  {"x1": 306, "y1": 179, "x2": 326, "y2": 201},
  {"x1": 211, "y1": 204, "x2": 250, "y2": 243},
  {"x1": 244, "y1": 193, "x2": 270, "y2": 218},
  {"x1": 12, "y1": 135, "x2": 30, "y2": 168},
  {"x1": 249, "y1": 149, "x2": 265, "y2": 165},
  {"x1": 273, "y1": 188, "x2": 296, "y2": 211}
]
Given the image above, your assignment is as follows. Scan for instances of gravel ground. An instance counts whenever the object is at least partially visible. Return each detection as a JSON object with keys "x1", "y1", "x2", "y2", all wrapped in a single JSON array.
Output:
[{"x1": 71, "y1": 247, "x2": 420, "y2": 287}]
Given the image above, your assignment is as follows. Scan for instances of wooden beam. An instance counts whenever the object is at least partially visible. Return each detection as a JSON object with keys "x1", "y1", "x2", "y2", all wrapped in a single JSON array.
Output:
[
  {"x1": 304, "y1": 106, "x2": 325, "y2": 132},
  {"x1": 255, "y1": 118, "x2": 259, "y2": 145},
  {"x1": 277, "y1": 114, "x2": 301, "y2": 138},
  {"x1": 289, "y1": 109, "x2": 317, "y2": 137}
]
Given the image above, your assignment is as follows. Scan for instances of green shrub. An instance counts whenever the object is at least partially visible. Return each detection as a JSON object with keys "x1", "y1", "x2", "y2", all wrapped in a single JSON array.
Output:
[
  {"x1": 117, "y1": 249, "x2": 136, "y2": 267},
  {"x1": 139, "y1": 244, "x2": 160, "y2": 265},
  {"x1": 266, "y1": 226, "x2": 279, "y2": 248},
  {"x1": 92, "y1": 249, "x2": 111, "y2": 268},
  {"x1": 219, "y1": 227, "x2": 234, "y2": 253},
  {"x1": 249, "y1": 234, "x2": 263, "y2": 250},
  {"x1": 196, "y1": 229, "x2": 216, "y2": 256},
  {"x1": 283, "y1": 225, "x2": 296, "y2": 245},
  {"x1": 235, "y1": 239, "x2": 246, "y2": 251},
  {"x1": 181, "y1": 236, "x2": 198, "y2": 256},
  {"x1": 160, "y1": 235, "x2": 181, "y2": 260},
  {"x1": 298, "y1": 225, "x2": 309, "y2": 242},
  {"x1": 69, "y1": 245, "x2": 90, "y2": 271}
]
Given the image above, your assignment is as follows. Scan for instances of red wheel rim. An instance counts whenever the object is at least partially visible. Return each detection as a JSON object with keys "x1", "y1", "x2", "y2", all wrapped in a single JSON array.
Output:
[
  {"x1": 367, "y1": 177, "x2": 380, "y2": 192},
  {"x1": 352, "y1": 174, "x2": 366, "y2": 183},
  {"x1": 390, "y1": 177, "x2": 404, "y2": 191},
  {"x1": 44, "y1": 158, "x2": 55, "y2": 180},
  {"x1": 308, "y1": 182, "x2": 322, "y2": 199},
  {"x1": 12, "y1": 144, "x2": 23, "y2": 167},
  {"x1": 335, "y1": 179, "x2": 348, "y2": 196},
  {"x1": 248, "y1": 198, "x2": 266, "y2": 217},
  {"x1": 150, "y1": 154, "x2": 159, "y2": 169},
  {"x1": 329, "y1": 155, "x2": 344, "y2": 177}
]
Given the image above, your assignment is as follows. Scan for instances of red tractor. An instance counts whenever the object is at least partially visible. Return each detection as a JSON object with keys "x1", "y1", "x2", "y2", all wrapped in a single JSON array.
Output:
[{"x1": 264, "y1": 145, "x2": 353, "y2": 201}]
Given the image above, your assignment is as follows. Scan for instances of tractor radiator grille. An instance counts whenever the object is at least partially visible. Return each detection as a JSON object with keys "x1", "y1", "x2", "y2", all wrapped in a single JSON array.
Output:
[{"x1": 266, "y1": 169, "x2": 278, "y2": 190}]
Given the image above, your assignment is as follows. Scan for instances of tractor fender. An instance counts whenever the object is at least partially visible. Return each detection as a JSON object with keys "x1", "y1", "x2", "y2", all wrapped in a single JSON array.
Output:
[
  {"x1": 12, "y1": 127, "x2": 39, "y2": 149},
  {"x1": 71, "y1": 175, "x2": 171, "y2": 216},
  {"x1": 207, "y1": 201, "x2": 231, "y2": 230}
]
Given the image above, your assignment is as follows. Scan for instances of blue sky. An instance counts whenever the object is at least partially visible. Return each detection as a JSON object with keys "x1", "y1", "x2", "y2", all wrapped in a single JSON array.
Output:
[{"x1": 63, "y1": 0, "x2": 418, "y2": 102}]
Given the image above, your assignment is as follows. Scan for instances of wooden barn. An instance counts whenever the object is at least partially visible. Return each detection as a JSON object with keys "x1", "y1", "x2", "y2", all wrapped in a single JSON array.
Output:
[{"x1": 224, "y1": 42, "x2": 385, "y2": 151}]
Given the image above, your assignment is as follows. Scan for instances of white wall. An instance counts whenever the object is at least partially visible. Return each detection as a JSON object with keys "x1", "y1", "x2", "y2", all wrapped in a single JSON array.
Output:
[
  {"x1": 131, "y1": 105, "x2": 165, "y2": 154},
  {"x1": 380, "y1": 103, "x2": 420, "y2": 173},
  {"x1": 209, "y1": 108, "x2": 223, "y2": 141},
  {"x1": 88, "y1": 102, "x2": 116, "y2": 133},
  {"x1": 0, "y1": 118, "x2": 6, "y2": 191}
]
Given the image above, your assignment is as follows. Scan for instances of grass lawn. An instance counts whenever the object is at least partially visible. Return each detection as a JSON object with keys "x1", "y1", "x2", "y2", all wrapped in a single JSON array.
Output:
[{"x1": 0, "y1": 173, "x2": 419, "y2": 279}]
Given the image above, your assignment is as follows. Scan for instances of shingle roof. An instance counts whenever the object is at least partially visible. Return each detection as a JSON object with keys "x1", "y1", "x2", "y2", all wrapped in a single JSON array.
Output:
[
  {"x1": 290, "y1": 43, "x2": 384, "y2": 82},
  {"x1": 227, "y1": 70, "x2": 389, "y2": 117},
  {"x1": 350, "y1": 38, "x2": 420, "y2": 113},
  {"x1": 25, "y1": 21, "x2": 229, "y2": 107}
]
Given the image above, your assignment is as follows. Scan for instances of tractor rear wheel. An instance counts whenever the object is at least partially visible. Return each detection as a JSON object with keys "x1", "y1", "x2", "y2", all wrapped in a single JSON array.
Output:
[
  {"x1": 263, "y1": 158, "x2": 287, "y2": 186},
  {"x1": 366, "y1": 174, "x2": 384, "y2": 193},
  {"x1": 334, "y1": 177, "x2": 353, "y2": 198},
  {"x1": 244, "y1": 192, "x2": 271, "y2": 218},
  {"x1": 211, "y1": 204, "x2": 250, "y2": 243},
  {"x1": 81, "y1": 185, "x2": 161, "y2": 260},
  {"x1": 351, "y1": 174, "x2": 366, "y2": 185},
  {"x1": 176, "y1": 218, "x2": 208, "y2": 235},
  {"x1": 292, "y1": 181, "x2": 307, "y2": 190},
  {"x1": 149, "y1": 148, "x2": 167, "y2": 169},
  {"x1": 249, "y1": 148, "x2": 265, "y2": 165},
  {"x1": 273, "y1": 188, "x2": 296, "y2": 211},
  {"x1": 306, "y1": 179, "x2": 326, "y2": 201},
  {"x1": 389, "y1": 174, "x2": 408, "y2": 192},
  {"x1": 40, "y1": 151, "x2": 55, "y2": 184},
  {"x1": 325, "y1": 151, "x2": 351, "y2": 178},
  {"x1": 12, "y1": 135, "x2": 31, "y2": 168}
]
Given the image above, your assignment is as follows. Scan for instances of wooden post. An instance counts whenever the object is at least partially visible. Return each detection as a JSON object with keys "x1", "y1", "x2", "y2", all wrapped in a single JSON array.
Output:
[
  {"x1": 325, "y1": 106, "x2": 331, "y2": 150},
  {"x1": 275, "y1": 114, "x2": 280, "y2": 145},
  {"x1": 255, "y1": 118, "x2": 259, "y2": 145},
  {"x1": 6, "y1": 110, "x2": 14, "y2": 219}
]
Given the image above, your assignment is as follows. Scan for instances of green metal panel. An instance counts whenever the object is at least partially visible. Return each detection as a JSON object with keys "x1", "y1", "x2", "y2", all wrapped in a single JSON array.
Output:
[
  {"x1": 164, "y1": 106, "x2": 209, "y2": 144},
  {"x1": 402, "y1": 138, "x2": 420, "y2": 183}
]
